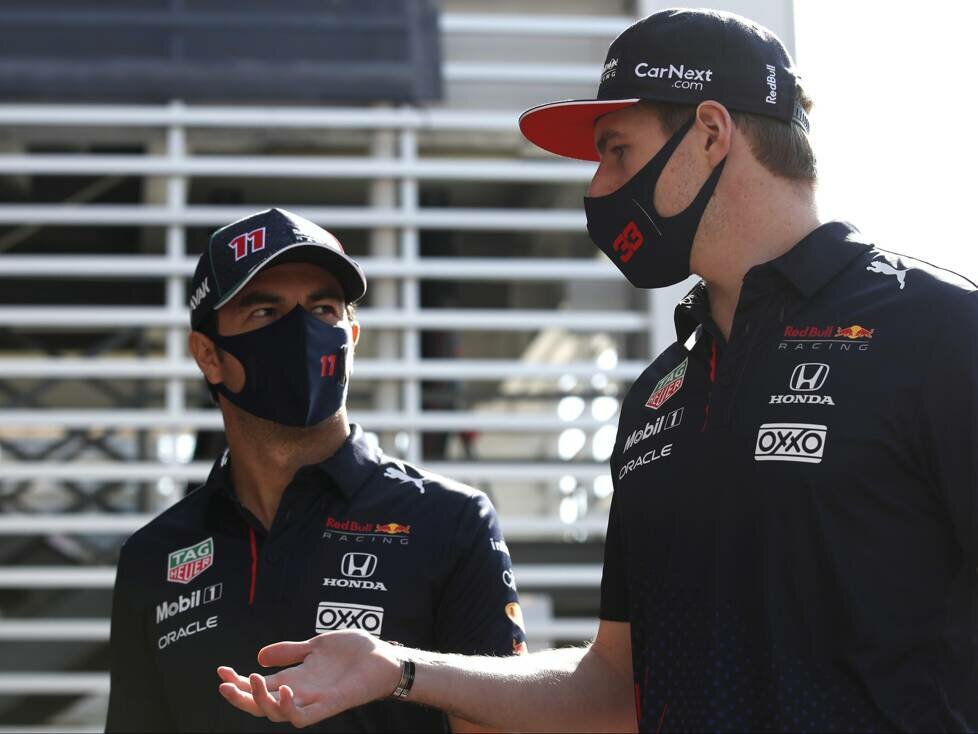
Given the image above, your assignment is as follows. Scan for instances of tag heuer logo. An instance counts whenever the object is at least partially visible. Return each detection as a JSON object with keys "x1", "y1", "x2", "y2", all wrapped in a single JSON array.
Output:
[
  {"x1": 167, "y1": 537, "x2": 214, "y2": 584},
  {"x1": 646, "y1": 358, "x2": 688, "y2": 410}
]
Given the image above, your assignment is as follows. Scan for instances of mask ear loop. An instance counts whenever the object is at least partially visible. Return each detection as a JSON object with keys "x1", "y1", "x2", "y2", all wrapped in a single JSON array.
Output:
[{"x1": 644, "y1": 115, "x2": 727, "y2": 225}]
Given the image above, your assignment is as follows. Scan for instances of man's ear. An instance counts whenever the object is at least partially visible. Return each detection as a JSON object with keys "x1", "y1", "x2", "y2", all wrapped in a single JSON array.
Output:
[
  {"x1": 188, "y1": 331, "x2": 222, "y2": 386},
  {"x1": 695, "y1": 100, "x2": 733, "y2": 167},
  {"x1": 350, "y1": 321, "x2": 360, "y2": 346}
]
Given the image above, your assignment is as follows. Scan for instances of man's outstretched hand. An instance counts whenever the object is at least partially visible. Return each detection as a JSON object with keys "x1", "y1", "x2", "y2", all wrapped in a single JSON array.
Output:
[{"x1": 217, "y1": 630, "x2": 402, "y2": 728}]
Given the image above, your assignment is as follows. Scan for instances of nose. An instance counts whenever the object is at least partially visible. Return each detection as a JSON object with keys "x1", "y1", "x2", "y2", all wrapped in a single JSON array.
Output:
[{"x1": 587, "y1": 159, "x2": 619, "y2": 198}]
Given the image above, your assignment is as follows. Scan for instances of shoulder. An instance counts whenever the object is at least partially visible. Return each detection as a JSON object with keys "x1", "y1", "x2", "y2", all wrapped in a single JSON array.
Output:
[
  {"x1": 375, "y1": 456, "x2": 488, "y2": 507},
  {"x1": 862, "y1": 247, "x2": 976, "y2": 300},
  {"x1": 860, "y1": 247, "x2": 977, "y2": 346},
  {"x1": 622, "y1": 341, "x2": 691, "y2": 406},
  {"x1": 120, "y1": 484, "x2": 213, "y2": 561}
]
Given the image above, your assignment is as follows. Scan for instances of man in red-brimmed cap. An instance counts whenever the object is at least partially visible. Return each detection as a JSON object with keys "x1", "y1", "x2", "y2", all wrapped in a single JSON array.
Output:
[{"x1": 216, "y1": 10, "x2": 977, "y2": 732}]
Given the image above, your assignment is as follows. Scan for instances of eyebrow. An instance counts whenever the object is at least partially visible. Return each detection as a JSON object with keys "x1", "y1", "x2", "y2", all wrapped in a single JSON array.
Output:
[
  {"x1": 308, "y1": 287, "x2": 346, "y2": 304},
  {"x1": 234, "y1": 286, "x2": 347, "y2": 311},
  {"x1": 236, "y1": 291, "x2": 282, "y2": 309},
  {"x1": 595, "y1": 129, "x2": 623, "y2": 156}
]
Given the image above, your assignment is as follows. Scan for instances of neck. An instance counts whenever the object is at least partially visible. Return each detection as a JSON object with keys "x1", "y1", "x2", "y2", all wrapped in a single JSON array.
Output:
[
  {"x1": 694, "y1": 176, "x2": 821, "y2": 341},
  {"x1": 221, "y1": 402, "x2": 351, "y2": 530}
]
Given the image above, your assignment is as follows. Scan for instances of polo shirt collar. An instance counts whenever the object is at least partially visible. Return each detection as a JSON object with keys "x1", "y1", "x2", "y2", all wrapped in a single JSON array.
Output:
[
  {"x1": 764, "y1": 221, "x2": 872, "y2": 299},
  {"x1": 204, "y1": 423, "x2": 382, "y2": 505},
  {"x1": 673, "y1": 221, "x2": 873, "y2": 343},
  {"x1": 310, "y1": 423, "x2": 383, "y2": 500}
]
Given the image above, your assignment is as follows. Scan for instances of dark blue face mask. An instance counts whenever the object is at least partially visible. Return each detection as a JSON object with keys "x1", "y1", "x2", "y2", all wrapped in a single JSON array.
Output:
[
  {"x1": 583, "y1": 116, "x2": 726, "y2": 289},
  {"x1": 211, "y1": 304, "x2": 350, "y2": 428}
]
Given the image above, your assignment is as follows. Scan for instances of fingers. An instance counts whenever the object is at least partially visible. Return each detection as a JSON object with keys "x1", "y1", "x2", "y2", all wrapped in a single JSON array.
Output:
[
  {"x1": 276, "y1": 687, "x2": 337, "y2": 730},
  {"x1": 258, "y1": 639, "x2": 314, "y2": 668},
  {"x1": 250, "y1": 673, "x2": 288, "y2": 723},
  {"x1": 216, "y1": 666, "x2": 251, "y2": 692},
  {"x1": 218, "y1": 682, "x2": 264, "y2": 717}
]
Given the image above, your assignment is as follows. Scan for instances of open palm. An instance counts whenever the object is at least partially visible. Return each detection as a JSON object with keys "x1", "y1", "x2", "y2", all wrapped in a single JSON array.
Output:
[{"x1": 218, "y1": 630, "x2": 402, "y2": 728}]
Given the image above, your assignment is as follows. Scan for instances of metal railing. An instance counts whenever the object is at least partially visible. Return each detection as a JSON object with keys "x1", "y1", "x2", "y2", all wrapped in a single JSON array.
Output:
[{"x1": 0, "y1": 9, "x2": 639, "y2": 723}]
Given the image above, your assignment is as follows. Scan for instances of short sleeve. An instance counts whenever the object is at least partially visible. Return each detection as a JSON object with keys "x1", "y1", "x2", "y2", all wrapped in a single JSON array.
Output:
[
  {"x1": 105, "y1": 541, "x2": 175, "y2": 732},
  {"x1": 433, "y1": 493, "x2": 527, "y2": 656},
  {"x1": 600, "y1": 488, "x2": 630, "y2": 622},
  {"x1": 920, "y1": 290, "x2": 978, "y2": 565}
]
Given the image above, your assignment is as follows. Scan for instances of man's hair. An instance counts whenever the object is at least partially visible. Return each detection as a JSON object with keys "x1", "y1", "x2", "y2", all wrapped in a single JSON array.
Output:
[
  {"x1": 196, "y1": 302, "x2": 358, "y2": 405},
  {"x1": 641, "y1": 80, "x2": 816, "y2": 182}
]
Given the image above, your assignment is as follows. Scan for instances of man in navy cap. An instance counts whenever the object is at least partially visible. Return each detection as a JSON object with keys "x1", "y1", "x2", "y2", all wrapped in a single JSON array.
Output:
[
  {"x1": 215, "y1": 9, "x2": 977, "y2": 733},
  {"x1": 105, "y1": 208, "x2": 526, "y2": 732}
]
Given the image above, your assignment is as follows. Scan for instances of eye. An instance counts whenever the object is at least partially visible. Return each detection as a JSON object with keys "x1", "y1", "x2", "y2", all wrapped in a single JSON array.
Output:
[
  {"x1": 611, "y1": 145, "x2": 626, "y2": 160},
  {"x1": 250, "y1": 307, "x2": 275, "y2": 318},
  {"x1": 311, "y1": 303, "x2": 339, "y2": 316}
]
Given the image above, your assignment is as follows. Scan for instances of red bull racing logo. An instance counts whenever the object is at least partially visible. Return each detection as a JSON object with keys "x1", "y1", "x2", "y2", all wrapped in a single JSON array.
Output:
[
  {"x1": 323, "y1": 517, "x2": 411, "y2": 545},
  {"x1": 779, "y1": 324, "x2": 875, "y2": 352}
]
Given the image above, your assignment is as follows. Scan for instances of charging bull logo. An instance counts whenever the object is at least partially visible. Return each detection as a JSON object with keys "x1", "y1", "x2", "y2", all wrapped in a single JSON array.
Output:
[{"x1": 835, "y1": 325, "x2": 874, "y2": 340}]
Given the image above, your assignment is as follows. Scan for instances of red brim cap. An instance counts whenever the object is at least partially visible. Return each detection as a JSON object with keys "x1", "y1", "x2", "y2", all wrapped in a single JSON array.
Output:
[{"x1": 519, "y1": 98, "x2": 639, "y2": 162}]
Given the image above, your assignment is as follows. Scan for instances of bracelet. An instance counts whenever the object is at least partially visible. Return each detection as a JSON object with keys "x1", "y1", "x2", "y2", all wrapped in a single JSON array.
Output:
[{"x1": 390, "y1": 659, "x2": 416, "y2": 700}]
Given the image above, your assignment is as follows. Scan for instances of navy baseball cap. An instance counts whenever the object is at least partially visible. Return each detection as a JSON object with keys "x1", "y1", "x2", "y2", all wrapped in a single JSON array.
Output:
[
  {"x1": 189, "y1": 208, "x2": 367, "y2": 331},
  {"x1": 519, "y1": 8, "x2": 809, "y2": 161}
]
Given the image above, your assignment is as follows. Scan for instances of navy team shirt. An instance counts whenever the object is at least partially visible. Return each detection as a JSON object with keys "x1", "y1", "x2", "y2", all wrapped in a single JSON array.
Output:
[
  {"x1": 601, "y1": 222, "x2": 977, "y2": 732},
  {"x1": 106, "y1": 424, "x2": 526, "y2": 732}
]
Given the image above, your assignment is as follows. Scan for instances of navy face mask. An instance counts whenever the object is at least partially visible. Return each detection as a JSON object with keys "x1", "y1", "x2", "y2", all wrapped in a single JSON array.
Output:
[
  {"x1": 211, "y1": 304, "x2": 350, "y2": 428},
  {"x1": 583, "y1": 117, "x2": 726, "y2": 288}
]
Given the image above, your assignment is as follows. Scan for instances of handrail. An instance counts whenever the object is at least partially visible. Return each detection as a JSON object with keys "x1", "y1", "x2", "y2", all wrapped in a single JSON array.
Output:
[
  {"x1": 0, "y1": 413, "x2": 622, "y2": 431},
  {"x1": 0, "y1": 358, "x2": 644, "y2": 380},
  {"x1": 0, "y1": 461, "x2": 612, "y2": 481},
  {"x1": 0, "y1": 564, "x2": 603, "y2": 589},
  {"x1": 0, "y1": 256, "x2": 618, "y2": 280},
  {"x1": 0, "y1": 307, "x2": 640, "y2": 331},
  {"x1": 0, "y1": 155, "x2": 593, "y2": 181},
  {"x1": 0, "y1": 204, "x2": 583, "y2": 230},
  {"x1": 0, "y1": 617, "x2": 597, "y2": 643},
  {"x1": 0, "y1": 514, "x2": 607, "y2": 538}
]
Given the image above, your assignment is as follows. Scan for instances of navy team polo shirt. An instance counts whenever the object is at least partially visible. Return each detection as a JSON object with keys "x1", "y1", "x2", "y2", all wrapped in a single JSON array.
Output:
[
  {"x1": 601, "y1": 222, "x2": 978, "y2": 732},
  {"x1": 107, "y1": 424, "x2": 526, "y2": 732}
]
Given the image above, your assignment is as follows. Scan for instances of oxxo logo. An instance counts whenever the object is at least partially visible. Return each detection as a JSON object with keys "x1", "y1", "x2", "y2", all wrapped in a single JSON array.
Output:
[
  {"x1": 769, "y1": 363, "x2": 835, "y2": 406},
  {"x1": 315, "y1": 602, "x2": 384, "y2": 635},
  {"x1": 754, "y1": 423, "x2": 827, "y2": 464},
  {"x1": 635, "y1": 62, "x2": 713, "y2": 90},
  {"x1": 227, "y1": 227, "x2": 266, "y2": 262}
]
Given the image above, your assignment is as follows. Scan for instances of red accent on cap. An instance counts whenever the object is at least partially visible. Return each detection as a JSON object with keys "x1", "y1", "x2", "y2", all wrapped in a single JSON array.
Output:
[{"x1": 519, "y1": 98, "x2": 640, "y2": 162}]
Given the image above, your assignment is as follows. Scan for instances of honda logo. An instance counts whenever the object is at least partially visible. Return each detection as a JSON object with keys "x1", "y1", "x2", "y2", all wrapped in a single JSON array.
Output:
[
  {"x1": 789, "y1": 363, "x2": 829, "y2": 392},
  {"x1": 341, "y1": 552, "x2": 377, "y2": 579}
]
